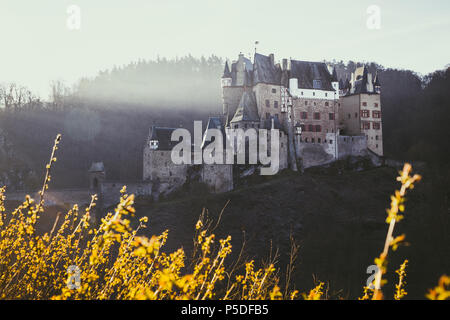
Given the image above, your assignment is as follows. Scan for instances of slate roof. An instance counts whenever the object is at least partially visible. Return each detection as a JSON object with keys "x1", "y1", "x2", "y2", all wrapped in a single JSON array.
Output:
[
  {"x1": 230, "y1": 91, "x2": 260, "y2": 123},
  {"x1": 253, "y1": 53, "x2": 282, "y2": 85},
  {"x1": 201, "y1": 117, "x2": 227, "y2": 149},
  {"x1": 289, "y1": 60, "x2": 334, "y2": 91},
  {"x1": 89, "y1": 162, "x2": 104, "y2": 173},
  {"x1": 148, "y1": 126, "x2": 179, "y2": 151}
]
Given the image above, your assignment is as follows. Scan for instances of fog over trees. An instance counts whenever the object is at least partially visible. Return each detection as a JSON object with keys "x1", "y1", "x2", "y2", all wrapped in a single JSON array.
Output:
[{"x1": 0, "y1": 55, "x2": 449, "y2": 190}]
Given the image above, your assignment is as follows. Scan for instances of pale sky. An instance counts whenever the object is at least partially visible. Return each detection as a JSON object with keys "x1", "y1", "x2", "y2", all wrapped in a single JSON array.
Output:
[{"x1": 0, "y1": 0, "x2": 449, "y2": 98}]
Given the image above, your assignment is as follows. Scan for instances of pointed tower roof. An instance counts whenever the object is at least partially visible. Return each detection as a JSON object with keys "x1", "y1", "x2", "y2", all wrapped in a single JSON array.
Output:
[
  {"x1": 222, "y1": 61, "x2": 232, "y2": 78},
  {"x1": 230, "y1": 91, "x2": 259, "y2": 123}
]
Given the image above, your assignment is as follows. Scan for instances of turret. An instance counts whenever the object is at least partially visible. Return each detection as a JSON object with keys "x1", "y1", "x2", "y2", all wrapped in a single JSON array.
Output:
[{"x1": 221, "y1": 61, "x2": 232, "y2": 87}]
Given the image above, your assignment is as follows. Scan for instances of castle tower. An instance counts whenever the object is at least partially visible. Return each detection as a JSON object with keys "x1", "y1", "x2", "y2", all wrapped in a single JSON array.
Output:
[
  {"x1": 339, "y1": 65, "x2": 383, "y2": 156},
  {"x1": 221, "y1": 54, "x2": 251, "y2": 127}
]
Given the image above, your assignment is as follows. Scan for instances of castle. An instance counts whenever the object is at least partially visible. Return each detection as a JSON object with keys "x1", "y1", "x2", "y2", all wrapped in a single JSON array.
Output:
[
  {"x1": 6, "y1": 52, "x2": 383, "y2": 209},
  {"x1": 221, "y1": 52, "x2": 383, "y2": 168},
  {"x1": 137, "y1": 52, "x2": 383, "y2": 198}
]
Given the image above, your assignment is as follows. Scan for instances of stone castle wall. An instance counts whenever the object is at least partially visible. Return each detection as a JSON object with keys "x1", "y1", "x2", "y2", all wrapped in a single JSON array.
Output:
[
  {"x1": 337, "y1": 135, "x2": 368, "y2": 159},
  {"x1": 252, "y1": 83, "x2": 283, "y2": 120},
  {"x1": 99, "y1": 181, "x2": 153, "y2": 208},
  {"x1": 201, "y1": 164, "x2": 233, "y2": 193}
]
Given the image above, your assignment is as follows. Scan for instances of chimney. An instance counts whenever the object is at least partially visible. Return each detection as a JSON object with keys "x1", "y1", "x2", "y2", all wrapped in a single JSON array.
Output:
[{"x1": 269, "y1": 53, "x2": 274, "y2": 66}]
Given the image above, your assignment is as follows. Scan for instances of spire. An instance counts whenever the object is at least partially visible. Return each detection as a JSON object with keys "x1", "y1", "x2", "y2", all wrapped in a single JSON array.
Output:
[{"x1": 222, "y1": 61, "x2": 231, "y2": 78}]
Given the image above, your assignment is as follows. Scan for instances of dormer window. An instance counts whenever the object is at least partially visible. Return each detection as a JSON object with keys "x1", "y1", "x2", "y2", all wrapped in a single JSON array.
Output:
[
  {"x1": 150, "y1": 140, "x2": 159, "y2": 150},
  {"x1": 313, "y1": 80, "x2": 322, "y2": 89}
]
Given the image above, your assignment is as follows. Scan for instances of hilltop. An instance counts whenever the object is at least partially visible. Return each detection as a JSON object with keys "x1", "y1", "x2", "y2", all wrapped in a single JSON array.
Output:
[{"x1": 131, "y1": 163, "x2": 449, "y2": 299}]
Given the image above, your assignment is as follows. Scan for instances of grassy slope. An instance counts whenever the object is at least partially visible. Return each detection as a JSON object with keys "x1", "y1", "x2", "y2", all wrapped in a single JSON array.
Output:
[{"x1": 134, "y1": 165, "x2": 449, "y2": 299}]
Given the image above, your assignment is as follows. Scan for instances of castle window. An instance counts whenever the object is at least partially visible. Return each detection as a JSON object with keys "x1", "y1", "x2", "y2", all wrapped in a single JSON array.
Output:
[
  {"x1": 272, "y1": 88, "x2": 276, "y2": 93},
  {"x1": 325, "y1": 102, "x2": 329, "y2": 106},
  {"x1": 300, "y1": 124, "x2": 305, "y2": 132},
  {"x1": 355, "y1": 112, "x2": 358, "y2": 118},
  {"x1": 308, "y1": 124, "x2": 314, "y2": 132},
  {"x1": 265, "y1": 99, "x2": 270, "y2": 108},
  {"x1": 362, "y1": 102, "x2": 367, "y2": 106},
  {"x1": 318, "y1": 138, "x2": 321, "y2": 143},
  {"x1": 313, "y1": 80, "x2": 322, "y2": 89},
  {"x1": 374, "y1": 103, "x2": 379, "y2": 107},
  {"x1": 150, "y1": 140, "x2": 159, "y2": 150},
  {"x1": 314, "y1": 112, "x2": 320, "y2": 120},
  {"x1": 266, "y1": 113, "x2": 270, "y2": 119},
  {"x1": 348, "y1": 114, "x2": 351, "y2": 119},
  {"x1": 361, "y1": 110, "x2": 370, "y2": 118},
  {"x1": 301, "y1": 91, "x2": 304, "y2": 96},
  {"x1": 329, "y1": 113, "x2": 335, "y2": 120},
  {"x1": 313, "y1": 92, "x2": 316, "y2": 96},
  {"x1": 301, "y1": 112, "x2": 308, "y2": 119},
  {"x1": 305, "y1": 101, "x2": 308, "y2": 105},
  {"x1": 329, "y1": 140, "x2": 333, "y2": 144},
  {"x1": 274, "y1": 101, "x2": 279, "y2": 108},
  {"x1": 311, "y1": 138, "x2": 315, "y2": 143},
  {"x1": 314, "y1": 102, "x2": 316, "y2": 106},
  {"x1": 325, "y1": 93, "x2": 328, "y2": 97},
  {"x1": 373, "y1": 111, "x2": 381, "y2": 118},
  {"x1": 376, "y1": 135, "x2": 379, "y2": 140},
  {"x1": 361, "y1": 121, "x2": 370, "y2": 130},
  {"x1": 373, "y1": 122, "x2": 381, "y2": 130},
  {"x1": 315, "y1": 125, "x2": 321, "y2": 132}
]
